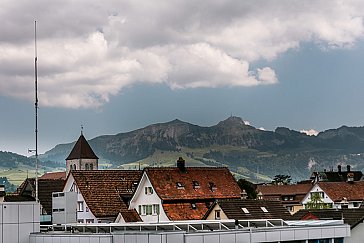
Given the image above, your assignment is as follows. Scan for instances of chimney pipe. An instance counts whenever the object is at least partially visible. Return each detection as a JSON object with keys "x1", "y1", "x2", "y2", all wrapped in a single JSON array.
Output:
[
  {"x1": 347, "y1": 165, "x2": 351, "y2": 172},
  {"x1": 240, "y1": 190, "x2": 248, "y2": 200},
  {"x1": 0, "y1": 185, "x2": 5, "y2": 202},
  {"x1": 338, "y1": 165, "x2": 342, "y2": 173},
  {"x1": 177, "y1": 157, "x2": 186, "y2": 172}
]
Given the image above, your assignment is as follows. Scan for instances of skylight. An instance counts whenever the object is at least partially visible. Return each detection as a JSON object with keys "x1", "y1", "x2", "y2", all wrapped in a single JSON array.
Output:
[
  {"x1": 261, "y1": 207, "x2": 268, "y2": 213},
  {"x1": 241, "y1": 207, "x2": 249, "y2": 214}
]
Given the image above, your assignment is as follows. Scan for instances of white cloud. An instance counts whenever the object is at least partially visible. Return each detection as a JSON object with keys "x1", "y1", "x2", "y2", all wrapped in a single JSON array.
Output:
[
  {"x1": 1, "y1": 0, "x2": 364, "y2": 108},
  {"x1": 300, "y1": 129, "x2": 319, "y2": 136}
]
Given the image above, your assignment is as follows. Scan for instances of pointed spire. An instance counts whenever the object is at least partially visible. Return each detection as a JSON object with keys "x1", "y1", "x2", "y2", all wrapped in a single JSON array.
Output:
[{"x1": 66, "y1": 133, "x2": 98, "y2": 160}]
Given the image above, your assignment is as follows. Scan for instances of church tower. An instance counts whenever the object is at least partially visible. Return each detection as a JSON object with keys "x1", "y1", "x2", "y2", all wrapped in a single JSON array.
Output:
[{"x1": 65, "y1": 131, "x2": 99, "y2": 176}]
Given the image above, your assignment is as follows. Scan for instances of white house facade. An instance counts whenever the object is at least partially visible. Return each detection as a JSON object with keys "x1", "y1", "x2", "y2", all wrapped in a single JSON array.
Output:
[
  {"x1": 302, "y1": 183, "x2": 363, "y2": 209},
  {"x1": 301, "y1": 184, "x2": 334, "y2": 209},
  {"x1": 129, "y1": 173, "x2": 169, "y2": 222},
  {"x1": 62, "y1": 173, "x2": 98, "y2": 223}
]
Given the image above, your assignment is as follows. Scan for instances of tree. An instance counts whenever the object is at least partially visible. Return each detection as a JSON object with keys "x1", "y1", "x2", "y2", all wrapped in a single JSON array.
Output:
[
  {"x1": 237, "y1": 179, "x2": 257, "y2": 199},
  {"x1": 272, "y1": 174, "x2": 292, "y2": 185},
  {"x1": 306, "y1": 192, "x2": 332, "y2": 209}
]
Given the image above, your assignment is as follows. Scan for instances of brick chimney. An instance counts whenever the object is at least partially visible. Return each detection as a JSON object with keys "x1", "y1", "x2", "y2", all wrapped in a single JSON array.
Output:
[
  {"x1": 347, "y1": 165, "x2": 351, "y2": 172},
  {"x1": 177, "y1": 157, "x2": 186, "y2": 172},
  {"x1": 338, "y1": 165, "x2": 342, "y2": 173}
]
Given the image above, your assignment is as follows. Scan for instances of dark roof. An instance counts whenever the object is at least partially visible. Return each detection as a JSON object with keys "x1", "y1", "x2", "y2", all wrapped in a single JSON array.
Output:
[
  {"x1": 204, "y1": 199, "x2": 292, "y2": 220},
  {"x1": 18, "y1": 178, "x2": 65, "y2": 214},
  {"x1": 292, "y1": 208, "x2": 364, "y2": 229},
  {"x1": 145, "y1": 167, "x2": 241, "y2": 201},
  {"x1": 70, "y1": 170, "x2": 142, "y2": 221},
  {"x1": 311, "y1": 171, "x2": 363, "y2": 182},
  {"x1": 66, "y1": 134, "x2": 98, "y2": 160},
  {"x1": 317, "y1": 181, "x2": 364, "y2": 202},
  {"x1": 4, "y1": 194, "x2": 35, "y2": 202}
]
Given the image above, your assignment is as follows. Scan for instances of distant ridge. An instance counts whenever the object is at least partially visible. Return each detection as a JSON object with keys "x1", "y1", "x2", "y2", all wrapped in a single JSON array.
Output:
[{"x1": 35, "y1": 116, "x2": 364, "y2": 181}]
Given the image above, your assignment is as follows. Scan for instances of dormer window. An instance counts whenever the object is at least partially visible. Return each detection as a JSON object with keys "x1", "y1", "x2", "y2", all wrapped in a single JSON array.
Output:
[
  {"x1": 176, "y1": 182, "x2": 185, "y2": 189},
  {"x1": 209, "y1": 182, "x2": 217, "y2": 191},
  {"x1": 192, "y1": 181, "x2": 200, "y2": 189}
]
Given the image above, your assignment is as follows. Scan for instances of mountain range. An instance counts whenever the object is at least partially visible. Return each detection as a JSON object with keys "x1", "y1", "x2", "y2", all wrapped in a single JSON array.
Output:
[{"x1": 36, "y1": 116, "x2": 364, "y2": 182}]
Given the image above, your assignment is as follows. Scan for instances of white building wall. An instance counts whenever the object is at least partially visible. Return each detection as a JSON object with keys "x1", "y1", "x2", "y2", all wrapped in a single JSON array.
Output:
[
  {"x1": 345, "y1": 224, "x2": 363, "y2": 243},
  {"x1": 301, "y1": 184, "x2": 334, "y2": 208},
  {"x1": 52, "y1": 191, "x2": 77, "y2": 224},
  {"x1": 63, "y1": 174, "x2": 98, "y2": 223},
  {"x1": 129, "y1": 173, "x2": 169, "y2": 222},
  {"x1": 0, "y1": 201, "x2": 40, "y2": 243}
]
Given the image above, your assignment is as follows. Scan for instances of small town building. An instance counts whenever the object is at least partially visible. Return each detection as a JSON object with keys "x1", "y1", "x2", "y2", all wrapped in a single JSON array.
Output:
[
  {"x1": 256, "y1": 183, "x2": 312, "y2": 214},
  {"x1": 62, "y1": 170, "x2": 142, "y2": 223},
  {"x1": 301, "y1": 181, "x2": 364, "y2": 209},
  {"x1": 310, "y1": 164, "x2": 363, "y2": 183},
  {"x1": 129, "y1": 157, "x2": 242, "y2": 222},
  {"x1": 203, "y1": 198, "x2": 292, "y2": 221},
  {"x1": 16, "y1": 176, "x2": 65, "y2": 223},
  {"x1": 65, "y1": 132, "x2": 98, "y2": 176}
]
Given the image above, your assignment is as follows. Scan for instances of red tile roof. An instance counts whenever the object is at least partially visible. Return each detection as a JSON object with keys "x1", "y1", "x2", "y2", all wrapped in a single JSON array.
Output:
[
  {"x1": 145, "y1": 167, "x2": 241, "y2": 201},
  {"x1": 257, "y1": 183, "x2": 312, "y2": 204},
  {"x1": 317, "y1": 181, "x2": 364, "y2": 202},
  {"x1": 40, "y1": 171, "x2": 66, "y2": 180},
  {"x1": 70, "y1": 170, "x2": 142, "y2": 221},
  {"x1": 66, "y1": 134, "x2": 98, "y2": 160},
  {"x1": 163, "y1": 202, "x2": 209, "y2": 220}
]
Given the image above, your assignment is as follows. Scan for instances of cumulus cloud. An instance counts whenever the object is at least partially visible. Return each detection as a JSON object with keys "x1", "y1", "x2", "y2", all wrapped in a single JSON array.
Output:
[
  {"x1": 1, "y1": 0, "x2": 364, "y2": 108},
  {"x1": 300, "y1": 129, "x2": 319, "y2": 136}
]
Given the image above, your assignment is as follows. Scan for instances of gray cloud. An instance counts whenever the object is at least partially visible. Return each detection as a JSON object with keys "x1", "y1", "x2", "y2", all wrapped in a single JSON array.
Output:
[{"x1": 1, "y1": 0, "x2": 363, "y2": 108}]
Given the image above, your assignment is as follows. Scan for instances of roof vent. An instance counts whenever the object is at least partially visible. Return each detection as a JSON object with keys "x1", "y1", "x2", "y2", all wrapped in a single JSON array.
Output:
[{"x1": 177, "y1": 157, "x2": 186, "y2": 172}]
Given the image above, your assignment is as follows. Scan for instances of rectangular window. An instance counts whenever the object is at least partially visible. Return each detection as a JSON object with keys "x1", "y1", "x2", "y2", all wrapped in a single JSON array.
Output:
[
  {"x1": 153, "y1": 204, "x2": 160, "y2": 215},
  {"x1": 311, "y1": 192, "x2": 324, "y2": 199},
  {"x1": 142, "y1": 205, "x2": 146, "y2": 215},
  {"x1": 138, "y1": 205, "x2": 142, "y2": 214},
  {"x1": 146, "y1": 205, "x2": 153, "y2": 215},
  {"x1": 145, "y1": 187, "x2": 153, "y2": 194},
  {"x1": 77, "y1": 219, "x2": 84, "y2": 223},
  {"x1": 78, "y1": 201, "x2": 84, "y2": 212},
  {"x1": 85, "y1": 219, "x2": 94, "y2": 224},
  {"x1": 215, "y1": 210, "x2": 221, "y2": 220}
]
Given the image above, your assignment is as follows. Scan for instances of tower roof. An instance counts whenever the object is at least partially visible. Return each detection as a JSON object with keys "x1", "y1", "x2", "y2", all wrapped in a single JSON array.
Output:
[{"x1": 66, "y1": 134, "x2": 98, "y2": 160}]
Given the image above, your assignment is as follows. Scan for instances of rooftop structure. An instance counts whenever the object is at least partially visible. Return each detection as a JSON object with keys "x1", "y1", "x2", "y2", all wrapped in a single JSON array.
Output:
[{"x1": 30, "y1": 219, "x2": 350, "y2": 243}]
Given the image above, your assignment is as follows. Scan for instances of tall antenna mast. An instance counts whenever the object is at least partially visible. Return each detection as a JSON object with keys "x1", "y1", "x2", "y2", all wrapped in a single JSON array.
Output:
[{"x1": 34, "y1": 20, "x2": 39, "y2": 202}]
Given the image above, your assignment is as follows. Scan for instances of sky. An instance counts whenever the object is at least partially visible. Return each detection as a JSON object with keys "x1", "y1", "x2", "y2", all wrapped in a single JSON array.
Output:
[{"x1": 1, "y1": 0, "x2": 364, "y2": 155}]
